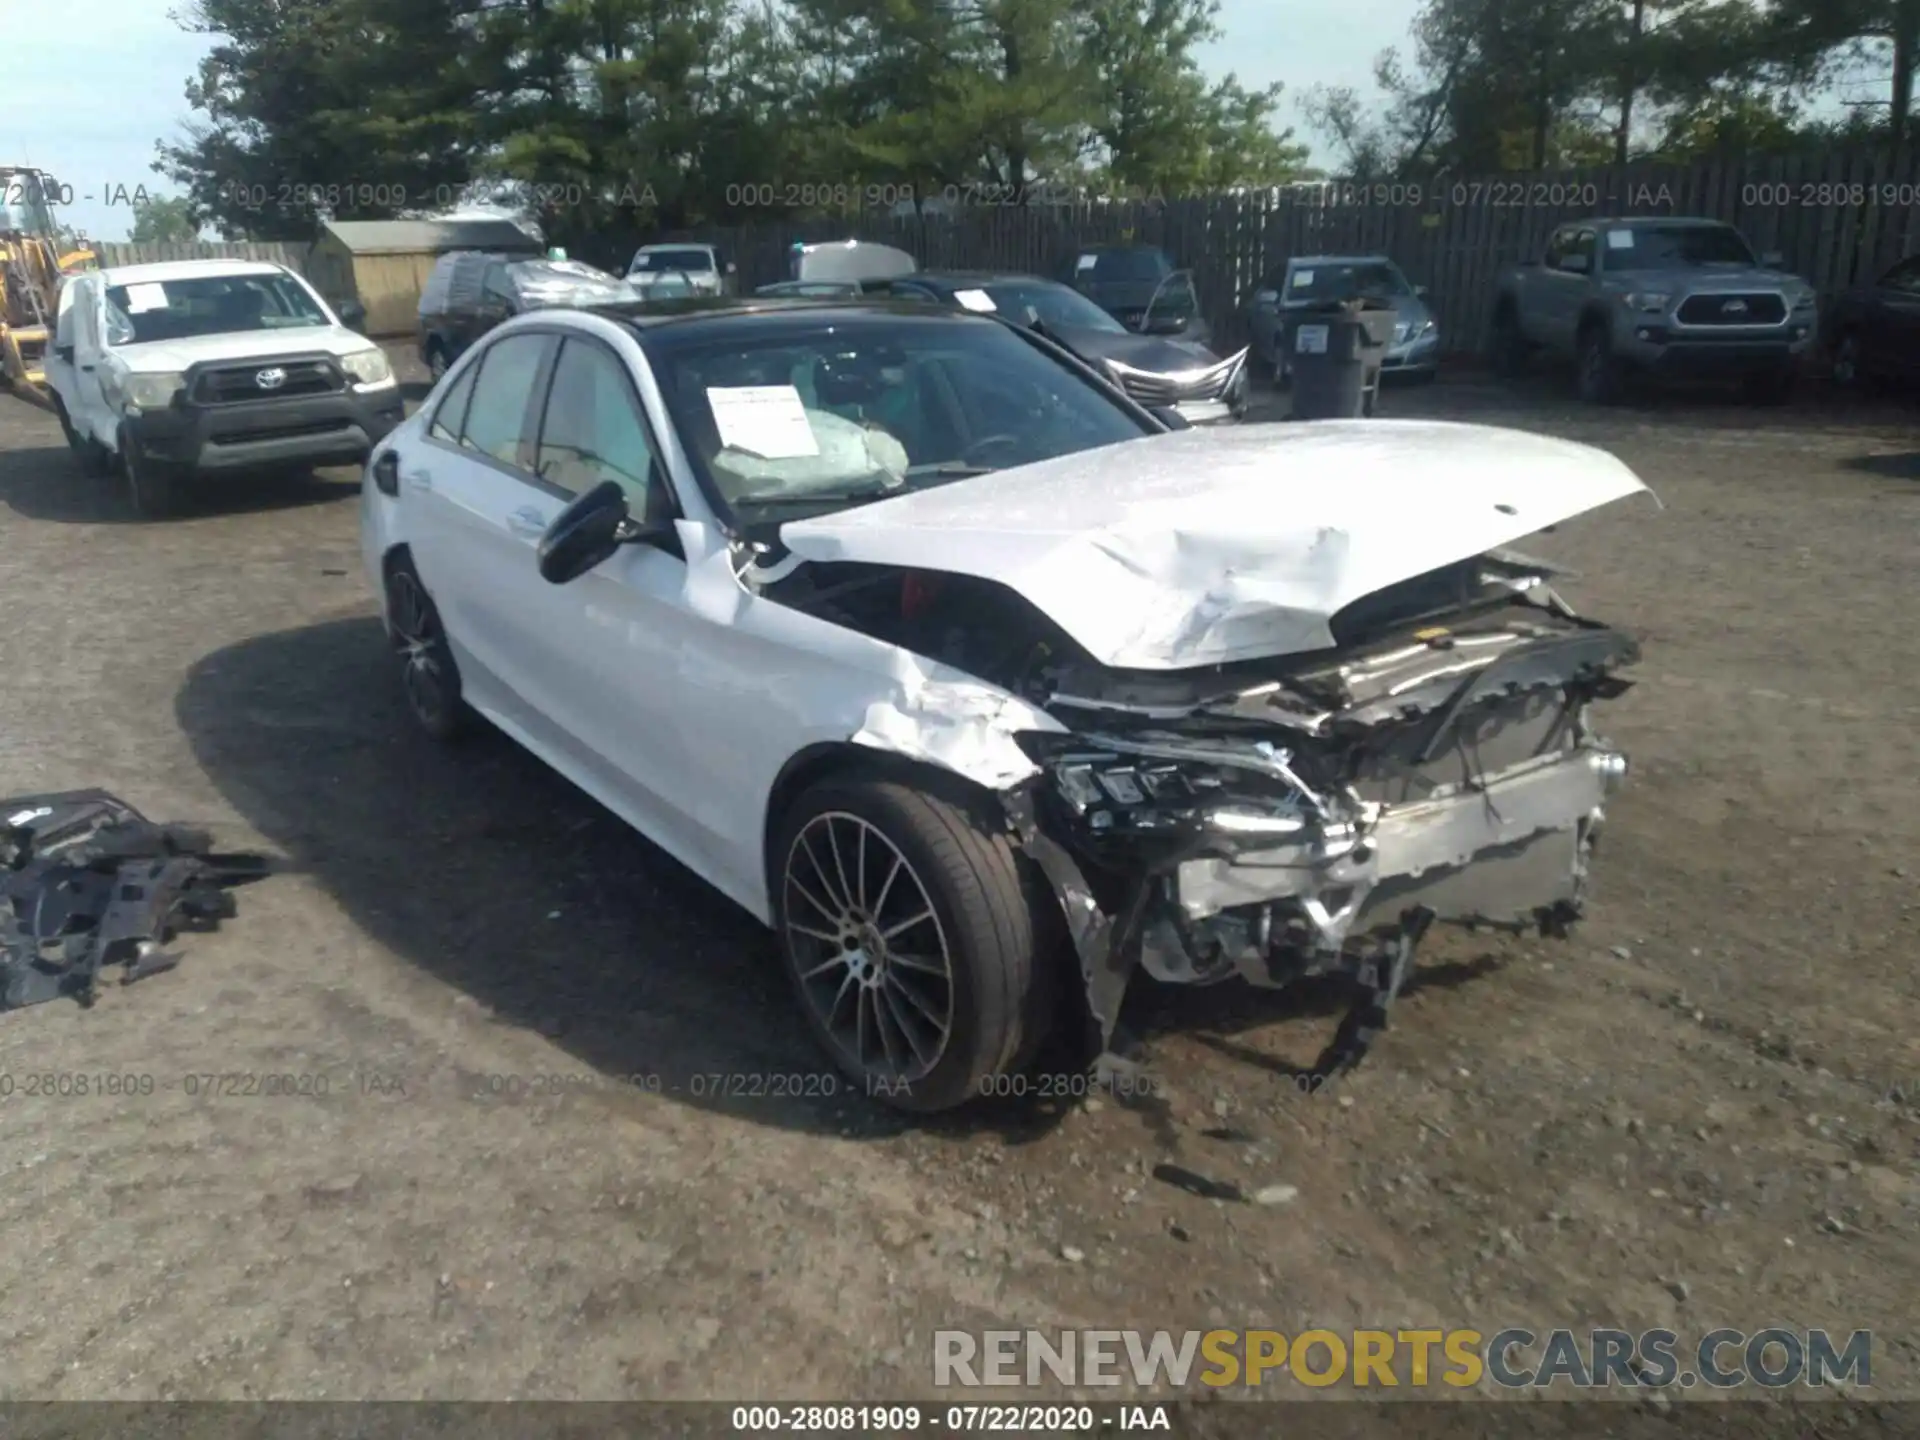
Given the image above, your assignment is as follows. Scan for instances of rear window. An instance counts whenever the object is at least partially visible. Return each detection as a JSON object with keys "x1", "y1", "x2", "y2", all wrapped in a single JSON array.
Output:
[
  {"x1": 1077, "y1": 249, "x2": 1173, "y2": 281},
  {"x1": 632, "y1": 248, "x2": 716, "y2": 273}
]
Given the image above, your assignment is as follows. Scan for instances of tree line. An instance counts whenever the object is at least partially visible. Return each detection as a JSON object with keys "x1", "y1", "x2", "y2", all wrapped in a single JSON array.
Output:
[{"x1": 150, "y1": 0, "x2": 1912, "y2": 248}]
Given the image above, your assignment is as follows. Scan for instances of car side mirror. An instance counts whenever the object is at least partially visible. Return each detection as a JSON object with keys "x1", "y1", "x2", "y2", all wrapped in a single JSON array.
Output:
[
  {"x1": 1149, "y1": 405, "x2": 1191, "y2": 430},
  {"x1": 53, "y1": 343, "x2": 75, "y2": 365},
  {"x1": 539, "y1": 480, "x2": 630, "y2": 583},
  {"x1": 371, "y1": 450, "x2": 399, "y2": 497},
  {"x1": 538, "y1": 479, "x2": 682, "y2": 583},
  {"x1": 1558, "y1": 254, "x2": 1590, "y2": 274},
  {"x1": 1760, "y1": 250, "x2": 1784, "y2": 268},
  {"x1": 1413, "y1": 284, "x2": 1430, "y2": 298},
  {"x1": 338, "y1": 299, "x2": 367, "y2": 331},
  {"x1": 1143, "y1": 311, "x2": 1188, "y2": 335}
]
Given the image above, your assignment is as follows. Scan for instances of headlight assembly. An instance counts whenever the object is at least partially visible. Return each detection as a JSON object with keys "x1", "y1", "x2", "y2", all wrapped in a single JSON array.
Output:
[
  {"x1": 123, "y1": 372, "x2": 185, "y2": 409},
  {"x1": 1018, "y1": 731, "x2": 1334, "y2": 840},
  {"x1": 340, "y1": 347, "x2": 394, "y2": 386}
]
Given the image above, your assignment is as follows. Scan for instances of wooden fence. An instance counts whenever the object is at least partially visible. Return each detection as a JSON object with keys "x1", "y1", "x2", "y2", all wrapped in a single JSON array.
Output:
[
  {"x1": 87, "y1": 147, "x2": 1920, "y2": 356},
  {"x1": 91, "y1": 240, "x2": 314, "y2": 273},
  {"x1": 616, "y1": 146, "x2": 1920, "y2": 356}
]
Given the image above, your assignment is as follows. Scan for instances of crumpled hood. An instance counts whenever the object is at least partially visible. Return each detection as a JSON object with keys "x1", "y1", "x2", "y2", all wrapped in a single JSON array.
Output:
[
  {"x1": 1047, "y1": 325, "x2": 1220, "y2": 372},
  {"x1": 779, "y1": 421, "x2": 1651, "y2": 670}
]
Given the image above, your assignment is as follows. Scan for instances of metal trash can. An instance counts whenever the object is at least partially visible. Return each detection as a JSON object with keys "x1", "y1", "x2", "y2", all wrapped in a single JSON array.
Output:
[{"x1": 1282, "y1": 298, "x2": 1398, "y2": 419}]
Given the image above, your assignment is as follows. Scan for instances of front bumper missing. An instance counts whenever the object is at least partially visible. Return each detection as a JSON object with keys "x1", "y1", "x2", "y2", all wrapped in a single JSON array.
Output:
[{"x1": 1007, "y1": 737, "x2": 1628, "y2": 1079}]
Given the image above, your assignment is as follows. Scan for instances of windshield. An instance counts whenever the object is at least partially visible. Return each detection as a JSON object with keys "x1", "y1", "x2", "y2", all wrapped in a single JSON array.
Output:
[
  {"x1": 644, "y1": 313, "x2": 1153, "y2": 528},
  {"x1": 1285, "y1": 261, "x2": 1409, "y2": 302},
  {"x1": 632, "y1": 248, "x2": 716, "y2": 273},
  {"x1": 103, "y1": 271, "x2": 329, "y2": 345},
  {"x1": 1081, "y1": 249, "x2": 1172, "y2": 282},
  {"x1": 0, "y1": 171, "x2": 58, "y2": 236},
  {"x1": 971, "y1": 280, "x2": 1126, "y2": 332},
  {"x1": 1604, "y1": 224, "x2": 1755, "y2": 269}
]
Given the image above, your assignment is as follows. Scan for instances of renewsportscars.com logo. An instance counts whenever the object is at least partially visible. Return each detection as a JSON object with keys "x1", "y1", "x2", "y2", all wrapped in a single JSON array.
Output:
[{"x1": 933, "y1": 1327, "x2": 1872, "y2": 1391}]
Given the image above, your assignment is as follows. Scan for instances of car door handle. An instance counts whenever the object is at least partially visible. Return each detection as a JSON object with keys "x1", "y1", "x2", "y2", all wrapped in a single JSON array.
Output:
[{"x1": 507, "y1": 507, "x2": 548, "y2": 540}]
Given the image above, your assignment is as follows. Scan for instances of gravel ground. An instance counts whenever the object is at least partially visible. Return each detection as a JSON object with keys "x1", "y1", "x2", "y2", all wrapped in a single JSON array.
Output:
[{"x1": 0, "y1": 356, "x2": 1916, "y2": 1420}]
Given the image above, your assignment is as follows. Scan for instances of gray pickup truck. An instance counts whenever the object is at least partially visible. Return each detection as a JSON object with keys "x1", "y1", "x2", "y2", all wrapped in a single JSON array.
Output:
[{"x1": 1487, "y1": 216, "x2": 1819, "y2": 404}]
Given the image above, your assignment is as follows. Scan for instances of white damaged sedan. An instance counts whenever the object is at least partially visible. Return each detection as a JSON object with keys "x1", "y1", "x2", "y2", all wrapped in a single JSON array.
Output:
[{"x1": 361, "y1": 296, "x2": 1650, "y2": 1111}]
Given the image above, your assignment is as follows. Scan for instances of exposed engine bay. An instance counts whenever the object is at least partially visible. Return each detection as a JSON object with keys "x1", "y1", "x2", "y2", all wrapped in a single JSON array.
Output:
[{"x1": 755, "y1": 545, "x2": 1637, "y2": 1074}]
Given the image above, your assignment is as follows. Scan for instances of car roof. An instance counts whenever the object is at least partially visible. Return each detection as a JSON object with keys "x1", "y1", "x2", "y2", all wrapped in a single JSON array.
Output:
[
  {"x1": 589, "y1": 295, "x2": 1006, "y2": 331},
  {"x1": 901, "y1": 270, "x2": 1056, "y2": 287},
  {"x1": 1563, "y1": 215, "x2": 1728, "y2": 228},
  {"x1": 97, "y1": 258, "x2": 290, "y2": 286},
  {"x1": 1286, "y1": 254, "x2": 1393, "y2": 266},
  {"x1": 634, "y1": 241, "x2": 716, "y2": 251}
]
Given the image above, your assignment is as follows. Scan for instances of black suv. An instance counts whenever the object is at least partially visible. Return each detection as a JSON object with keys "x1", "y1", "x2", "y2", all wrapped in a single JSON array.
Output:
[{"x1": 416, "y1": 252, "x2": 637, "y2": 379}]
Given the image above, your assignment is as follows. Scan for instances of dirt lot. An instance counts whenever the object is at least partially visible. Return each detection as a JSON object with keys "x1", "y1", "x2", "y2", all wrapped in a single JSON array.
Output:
[{"x1": 0, "y1": 359, "x2": 1916, "y2": 1418}]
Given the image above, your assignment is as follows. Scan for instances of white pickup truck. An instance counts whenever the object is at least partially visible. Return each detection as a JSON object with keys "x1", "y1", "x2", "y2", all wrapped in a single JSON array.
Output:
[{"x1": 45, "y1": 258, "x2": 404, "y2": 516}]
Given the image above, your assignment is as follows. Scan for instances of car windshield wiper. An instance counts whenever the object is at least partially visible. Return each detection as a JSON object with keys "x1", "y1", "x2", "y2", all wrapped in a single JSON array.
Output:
[
  {"x1": 735, "y1": 488, "x2": 902, "y2": 507},
  {"x1": 905, "y1": 461, "x2": 1000, "y2": 478}
]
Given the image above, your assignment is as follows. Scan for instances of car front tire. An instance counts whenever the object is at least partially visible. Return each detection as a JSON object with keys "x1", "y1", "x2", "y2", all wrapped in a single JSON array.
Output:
[
  {"x1": 384, "y1": 555, "x2": 474, "y2": 742},
  {"x1": 1576, "y1": 327, "x2": 1626, "y2": 405},
  {"x1": 772, "y1": 776, "x2": 1054, "y2": 1113},
  {"x1": 118, "y1": 427, "x2": 184, "y2": 517}
]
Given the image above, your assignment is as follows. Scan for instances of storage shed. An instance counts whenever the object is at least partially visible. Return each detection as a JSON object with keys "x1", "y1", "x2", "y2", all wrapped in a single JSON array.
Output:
[{"x1": 306, "y1": 217, "x2": 542, "y2": 336}]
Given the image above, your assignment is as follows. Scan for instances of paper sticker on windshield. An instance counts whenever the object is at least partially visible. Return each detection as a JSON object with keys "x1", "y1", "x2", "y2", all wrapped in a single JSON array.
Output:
[
  {"x1": 123, "y1": 282, "x2": 169, "y2": 312},
  {"x1": 1295, "y1": 323, "x2": 1330, "y2": 354},
  {"x1": 952, "y1": 288, "x2": 996, "y2": 312},
  {"x1": 1606, "y1": 229, "x2": 1634, "y2": 249},
  {"x1": 1290, "y1": 269, "x2": 1314, "y2": 287},
  {"x1": 1075, "y1": 254, "x2": 1097, "y2": 272},
  {"x1": 707, "y1": 385, "x2": 819, "y2": 459}
]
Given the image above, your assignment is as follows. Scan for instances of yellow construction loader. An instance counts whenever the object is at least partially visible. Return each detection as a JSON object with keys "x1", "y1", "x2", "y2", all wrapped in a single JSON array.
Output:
[{"x1": 1, "y1": 166, "x2": 96, "y2": 403}]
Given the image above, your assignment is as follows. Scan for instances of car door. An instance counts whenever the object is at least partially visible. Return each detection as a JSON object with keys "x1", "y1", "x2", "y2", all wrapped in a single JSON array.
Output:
[
  {"x1": 402, "y1": 328, "x2": 559, "y2": 731},
  {"x1": 498, "y1": 331, "x2": 704, "y2": 836},
  {"x1": 54, "y1": 276, "x2": 115, "y2": 444},
  {"x1": 467, "y1": 261, "x2": 515, "y2": 351},
  {"x1": 1864, "y1": 257, "x2": 1920, "y2": 376},
  {"x1": 1534, "y1": 226, "x2": 1589, "y2": 353}
]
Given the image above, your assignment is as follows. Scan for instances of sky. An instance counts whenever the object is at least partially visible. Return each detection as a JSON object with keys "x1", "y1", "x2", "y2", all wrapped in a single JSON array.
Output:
[{"x1": 12, "y1": 0, "x2": 1860, "y2": 243}]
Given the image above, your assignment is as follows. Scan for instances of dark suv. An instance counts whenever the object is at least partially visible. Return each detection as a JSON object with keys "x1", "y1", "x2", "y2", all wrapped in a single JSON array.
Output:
[
  {"x1": 416, "y1": 252, "x2": 637, "y2": 379},
  {"x1": 1056, "y1": 244, "x2": 1209, "y2": 344}
]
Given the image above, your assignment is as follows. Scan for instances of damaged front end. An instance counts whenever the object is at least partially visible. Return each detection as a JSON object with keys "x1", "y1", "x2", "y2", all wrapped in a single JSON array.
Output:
[{"x1": 1000, "y1": 553, "x2": 1637, "y2": 1074}]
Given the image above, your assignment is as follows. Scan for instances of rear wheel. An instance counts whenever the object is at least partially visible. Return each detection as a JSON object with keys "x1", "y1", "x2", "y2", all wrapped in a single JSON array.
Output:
[
  {"x1": 385, "y1": 555, "x2": 474, "y2": 742},
  {"x1": 772, "y1": 776, "x2": 1054, "y2": 1113}
]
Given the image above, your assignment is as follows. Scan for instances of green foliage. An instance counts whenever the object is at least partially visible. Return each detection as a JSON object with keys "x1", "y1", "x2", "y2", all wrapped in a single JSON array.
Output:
[
  {"x1": 157, "y1": 0, "x2": 1308, "y2": 244},
  {"x1": 1304, "y1": 0, "x2": 1899, "y2": 174},
  {"x1": 127, "y1": 194, "x2": 201, "y2": 243}
]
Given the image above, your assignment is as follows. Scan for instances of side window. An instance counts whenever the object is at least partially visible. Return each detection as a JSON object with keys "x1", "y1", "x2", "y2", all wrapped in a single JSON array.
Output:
[
  {"x1": 533, "y1": 338, "x2": 663, "y2": 513},
  {"x1": 1544, "y1": 229, "x2": 1569, "y2": 268},
  {"x1": 1880, "y1": 258, "x2": 1920, "y2": 292},
  {"x1": 428, "y1": 361, "x2": 479, "y2": 443},
  {"x1": 459, "y1": 333, "x2": 549, "y2": 467},
  {"x1": 482, "y1": 263, "x2": 513, "y2": 304}
]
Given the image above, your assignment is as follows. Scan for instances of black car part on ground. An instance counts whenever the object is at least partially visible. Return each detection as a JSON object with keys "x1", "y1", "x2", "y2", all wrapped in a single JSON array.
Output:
[{"x1": 1, "y1": 790, "x2": 271, "y2": 1012}]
